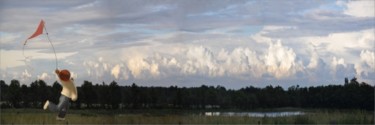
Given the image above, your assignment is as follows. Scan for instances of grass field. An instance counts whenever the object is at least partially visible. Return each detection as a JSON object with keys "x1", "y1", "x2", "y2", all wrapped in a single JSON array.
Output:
[{"x1": 1, "y1": 108, "x2": 374, "y2": 124}]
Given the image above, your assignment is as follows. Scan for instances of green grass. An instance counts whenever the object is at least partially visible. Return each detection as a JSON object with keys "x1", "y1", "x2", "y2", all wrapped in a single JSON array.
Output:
[{"x1": 1, "y1": 108, "x2": 374, "y2": 124}]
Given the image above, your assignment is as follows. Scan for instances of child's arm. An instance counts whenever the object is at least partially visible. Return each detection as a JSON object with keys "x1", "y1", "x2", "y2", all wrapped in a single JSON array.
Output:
[{"x1": 71, "y1": 79, "x2": 78, "y2": 101}]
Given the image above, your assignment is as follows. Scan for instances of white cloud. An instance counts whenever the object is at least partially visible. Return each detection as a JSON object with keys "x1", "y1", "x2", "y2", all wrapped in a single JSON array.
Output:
[
  {"x1": 127, "y1": 56, "x2": 152, "y2": 78},
  {"x1": 21, "y1": 69, "x2": 32, "y2": 82},
  {"x1": 182, "y1": 46, "x2": 219, "y2": 76},
  {"x1": 299, "y1": 29, "x2": 374, "y2": 63},
  {"x1": 111, "y1": 64, "x2": 121, "y2": 79},
  {"x1": 307, "y1": 47, "x2": 320, "y2": 69},
  {"x1": 331, "y1": 56, "x2": 346, "y2": 69},
  {"x1": 342, "y1": 0, "x2": 375, "y2": 17},
  {"x1": 263, "y1": 25, "x2": 297, "y2": 32},
  {"x1": 218, "y1": 47, "x2": 263, "y2": 78},
  {"x1": 0, "y1": 49, "x2": 77, "y2": 69},
  {"x1": 264, "y1": 40, "x2": 302, "y2": 79},
  {"x1": 70, "y1": 71, "x2": 78, "y2": 80},
  {"x1": 330, "y1": 56, "x2": 347, "y2": 78},
  {"x1": 150, "y1": 62, "x2": 160, "y2": 76},
  {"x1": 355, "y1": 50, "x2": 375, "y2": 76},
  {"x1": 37, "y1": 72, "x2": 50, "y2": 80}
]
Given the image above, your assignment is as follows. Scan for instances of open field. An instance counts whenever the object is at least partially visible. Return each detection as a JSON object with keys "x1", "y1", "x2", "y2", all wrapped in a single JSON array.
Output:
[{"x1": 1, "y1": 108, "x2": 374, "y2": 124}]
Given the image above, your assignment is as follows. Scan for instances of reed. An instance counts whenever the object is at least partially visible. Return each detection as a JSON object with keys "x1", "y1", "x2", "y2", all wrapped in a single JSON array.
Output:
[{"x1": 1, "y1": 109, "x2": 373, "y2": 124}]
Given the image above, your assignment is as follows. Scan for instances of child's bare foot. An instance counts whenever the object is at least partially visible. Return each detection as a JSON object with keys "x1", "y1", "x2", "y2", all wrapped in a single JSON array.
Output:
[{"x1": 43, "y1": 100, "x2": 49, "y2": 110}]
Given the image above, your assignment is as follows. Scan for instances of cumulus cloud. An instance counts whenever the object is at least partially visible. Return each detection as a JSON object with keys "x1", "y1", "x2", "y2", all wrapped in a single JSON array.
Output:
[
  {"x1": 182, "y1": 46, "x2": 219, "y2": 76},
  {"x1": 217, "y1": 47, "x2": 263, "y2": 78},
  {"x1": 330, "y1": 56, "x2": 347, "y2": 79},
  {"x1": 150, "y1": 62, "x2": 160, "y2": 76},
  {"x1": 264, "y1": 40, "x2": 302, "y2": 79},
  {"x1": 82, "y1": 57, "x2": 111, "y2": 80},
  {"x1": 299, "y1": 29, "x2": 374, "y2": 64},
  {"x1": 22, "y1": 69, "x2": 32, "y2": 79},
  {"x1": 111, "y1": 64, "x2": 121, "y2": 79},
  {"x1": 127, "y1": 56, "x2": 155, "y2": 78},
  {"x1": 37, "y1": 72, "x2": 50, "y2": 80},
  {"x1": 355, "y1": 50, "x2": 375, "y2": 76},
  {"x1": 129, "y1": 40, "x2": 303, "y2": 80}
]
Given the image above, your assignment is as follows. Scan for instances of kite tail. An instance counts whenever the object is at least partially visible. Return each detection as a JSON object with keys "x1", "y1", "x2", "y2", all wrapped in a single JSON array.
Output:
[
  {"x1": 44, "y1": 26, "x2": 58, "y2": 70},
  {"x1": 22, "y1": 41, "x2": 35, "y2": 73}
]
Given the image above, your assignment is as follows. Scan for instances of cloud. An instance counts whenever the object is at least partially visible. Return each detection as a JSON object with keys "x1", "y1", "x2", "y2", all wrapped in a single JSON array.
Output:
[
  {"x1": 21, "y1": 69, "x2": 32, "y2": 82},
  {"x1": 70, "y1": 71, "x2": 78, "y2": 80},
  {"x1": 355, "y1": 50, "x2": 375, "y2": 76},
  {"x1": 330, "y1": 56, "x2": 347, "y2": 78},
  {"x1": 82, "y1": 57, "x2": 111, "y2": 80},
  {"x1": 111, "y1": 64, "x2": 121, "y2": 79},
  {"x1": 217, "y1": 47, "x2": 263, "y2": 78},
  {"x1": 182, "y1": 46, "x2": 219, "y2": 76},
  {"x1": 37, "y1": 72, "x2": 50, "y2": 80},
  {"x1": 0, "y1": 49, "x2": 77, "y2": 70},
  {"x1": 127, "y1": 56, "x2": 154, "y2": 78},
  {"x1": 120, "y1": 40, "x2": 303, "y2": 80},
  {"x1": 1, "y1": 0, "x2": 374, "y2": 88},
  {"x1": 149, "y1": 62, "x2": 160, "y2": 76},
  {"x1": 342, "y1": 0, "x2": 375, "y2": 17},
  {"x1": 298, "y1": 29, "x2": 374, "y2": 64},
  {"x1": 264, "y1": 40, "x2": 302, "y2": 79}
]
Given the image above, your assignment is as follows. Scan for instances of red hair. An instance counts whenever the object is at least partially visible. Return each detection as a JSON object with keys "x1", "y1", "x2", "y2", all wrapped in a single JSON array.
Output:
[{"x1": 58, "y1": 69, "x2": 71, "y2": 81}]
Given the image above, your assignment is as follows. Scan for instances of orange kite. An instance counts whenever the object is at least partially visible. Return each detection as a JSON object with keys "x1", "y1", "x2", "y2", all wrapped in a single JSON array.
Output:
[{"x1": 24, "y1": 20, "x2": 45, "y2": 45}]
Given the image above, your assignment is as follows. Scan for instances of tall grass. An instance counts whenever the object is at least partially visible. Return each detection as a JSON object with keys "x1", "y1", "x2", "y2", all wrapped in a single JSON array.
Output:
[{"x1": 1, "y1": 108, "x2": 374, "y2": 124}]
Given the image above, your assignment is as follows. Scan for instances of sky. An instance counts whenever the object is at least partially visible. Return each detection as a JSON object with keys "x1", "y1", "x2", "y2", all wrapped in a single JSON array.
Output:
[{"x1": 0, "y1": 0, "x2": 374, "y2": 89}]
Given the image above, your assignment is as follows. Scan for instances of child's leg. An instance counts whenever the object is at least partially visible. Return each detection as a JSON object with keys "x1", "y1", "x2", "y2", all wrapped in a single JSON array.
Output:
[
  {"x1": 47, "y1": 101, "x2": 59, "y2": 112},
  {"x1": 57, "y1": 95, "x2": 70, "y2": 118}
]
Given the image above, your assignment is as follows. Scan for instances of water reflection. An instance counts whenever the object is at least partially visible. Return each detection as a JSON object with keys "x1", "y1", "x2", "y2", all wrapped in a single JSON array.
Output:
[{"x1": 204, "y1": 111, "x2": 305, "y2": 117}]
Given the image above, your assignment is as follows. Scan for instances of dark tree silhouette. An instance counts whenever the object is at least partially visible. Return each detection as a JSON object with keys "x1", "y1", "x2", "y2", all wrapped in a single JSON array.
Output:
[
  {"x1": 109, "y1": 81, "x2": 121, "y2": 109},
  {"x1": 81, "y1": 81, "x2": 96, "y2": 108},
  {"x1": 0, "y1": 78, "x2": 373, "y2": 111},
  {"x1": 8, "y1": 80, "x2": 21, "y2": 108}
]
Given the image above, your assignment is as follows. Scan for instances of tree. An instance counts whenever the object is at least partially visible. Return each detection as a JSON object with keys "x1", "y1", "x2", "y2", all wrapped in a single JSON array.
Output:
[
  {"x1": 345, "y1": 77, "x2": 349, "y2": 85},
  {"x1": 109, "y1": 81, "x2": 121, "y2": 109},
  {"x1": 20, "y1": 84, "x2": 30, "y2": 108},
  {"x1": 8, "y1": 79, "x2": 21, "y2": 108},
  {"x1": 350, "y1": 77, "x2": 359, "y2": 85},
  {"x1": 72, "y1": 87, "x2": 83, "y2": 109},
  {"x1": 81, "y1": 81, "x2": 96, "y2": 108},
  {"x1": 37, "y1": 80, "x2": 51, "y2": 108},
  {"x1": 0, "y1": 80, "x2": 9, "y2": 107},
  {"x1": 96, "y1": 82, "x2": 109, "y2": 109},
  {"x1": 130, "y1": 83, "x2": 140, "y2": 109},
  {"x1": 1, "y1": 78, "x2": 373, "y2": 110}
]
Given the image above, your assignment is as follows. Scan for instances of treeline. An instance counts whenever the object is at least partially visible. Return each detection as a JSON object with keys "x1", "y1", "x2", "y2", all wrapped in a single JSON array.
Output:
[{"x1": 0, "y1": 77, "x2": 373, "y2": 110}]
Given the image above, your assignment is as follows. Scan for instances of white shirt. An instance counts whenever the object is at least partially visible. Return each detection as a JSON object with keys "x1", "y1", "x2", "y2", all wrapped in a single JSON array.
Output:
[{"x1": 59, "y1": 78, "x2": 78, "y2": 101}]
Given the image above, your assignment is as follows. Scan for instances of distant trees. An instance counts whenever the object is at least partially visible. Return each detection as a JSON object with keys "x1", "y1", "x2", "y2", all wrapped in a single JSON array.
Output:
[
  {"x1": 8, "y1": 80, "x2": 21, "y2": 108},
  {"x1": 0, "y1": 77, "x2": 374, "y2": 111},
  {"x1": 81, "y1": 81, "x2": 96, "y2": 108}
]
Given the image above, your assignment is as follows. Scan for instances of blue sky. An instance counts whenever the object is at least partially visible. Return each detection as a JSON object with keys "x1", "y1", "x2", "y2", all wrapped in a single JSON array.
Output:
[{"x1": 0, "y1": 0, "x2": 374, "y2": 89}]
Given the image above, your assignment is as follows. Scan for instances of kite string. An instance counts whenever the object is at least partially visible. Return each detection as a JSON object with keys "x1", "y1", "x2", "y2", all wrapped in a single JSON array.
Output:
[{"x1": 43, "y1": 26, "x2": 58, "y2": 70}]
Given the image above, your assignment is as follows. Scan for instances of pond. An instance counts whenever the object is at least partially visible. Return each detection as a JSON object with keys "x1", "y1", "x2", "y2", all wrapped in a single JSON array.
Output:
[{"x1": 204, "y1": 111, "x2": 305, "y2": 117}]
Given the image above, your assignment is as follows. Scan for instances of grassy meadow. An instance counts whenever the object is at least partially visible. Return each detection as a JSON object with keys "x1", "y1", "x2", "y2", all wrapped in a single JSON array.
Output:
[{"x1": 1, "y1": 108, "x2": 374, "y2": 124}]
